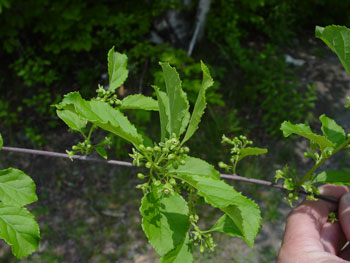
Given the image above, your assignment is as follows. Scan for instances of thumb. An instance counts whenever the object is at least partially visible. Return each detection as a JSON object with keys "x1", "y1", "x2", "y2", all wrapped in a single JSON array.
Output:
[{"x1": 339, "y1": 192, "x2": 350, "y2": 241}]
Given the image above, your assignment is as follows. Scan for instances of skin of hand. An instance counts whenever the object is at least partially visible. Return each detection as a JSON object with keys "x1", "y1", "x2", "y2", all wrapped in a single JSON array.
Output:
[{"x1": 278, "y1": 184, "x2": 350, "y2": 263}]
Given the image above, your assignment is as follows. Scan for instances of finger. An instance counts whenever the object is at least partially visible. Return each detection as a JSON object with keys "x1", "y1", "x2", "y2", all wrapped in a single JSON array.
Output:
[
  {"x1": 281, "y1": 185, "x2": 348, "y2": 254},
  {"x1": 318, "y1": 185, "x2": 349, "y2": 254},
  {"x1": 320, "y1": 221, "x2": 346, "y2": 254},
  {"x1": 339, "y1": 193, "x2": 350, "y2": 241}
]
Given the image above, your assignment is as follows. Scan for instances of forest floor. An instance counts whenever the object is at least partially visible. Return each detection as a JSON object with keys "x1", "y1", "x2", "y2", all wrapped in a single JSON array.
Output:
[{"x1": 1, "y1": 36, "x2": 350, "y2": 263}]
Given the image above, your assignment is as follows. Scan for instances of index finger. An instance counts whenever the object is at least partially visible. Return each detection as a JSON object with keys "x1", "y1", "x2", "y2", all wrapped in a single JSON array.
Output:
[{"x1": 281, "y1": 185, "x2": 348, "y2": 254}]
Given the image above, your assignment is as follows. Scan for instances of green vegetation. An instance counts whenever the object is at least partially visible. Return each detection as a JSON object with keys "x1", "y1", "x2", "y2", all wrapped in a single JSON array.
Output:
[
  {"x1": 0, "y1": 134, "x2": 40, "y2": 258},
  {"x1": 2, "y1": 1, "x2": 350, "y2": 261},
  {"x1": 3, "y1": 0, "x2": 350, "y2": 145},
  {"x1": 53, "y1": 25, "x2": 350, "y2": 260}
]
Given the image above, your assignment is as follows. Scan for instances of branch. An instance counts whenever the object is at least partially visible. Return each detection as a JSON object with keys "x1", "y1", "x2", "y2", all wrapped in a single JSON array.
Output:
[{"x1": 1, "y1": 146, "x2": 338, "y2": 204}]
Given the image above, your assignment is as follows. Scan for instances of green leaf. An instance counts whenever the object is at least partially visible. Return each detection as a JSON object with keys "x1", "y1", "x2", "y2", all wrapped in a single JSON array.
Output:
[
  {"x1": 160, "y1": 234, "x2": 193, "y2": 263},
  {"x1": 160, "y1": 62, "x2": 190, "y2": 137},
  {"x1": 168, "y1": 156, "x2": 220, "y2": 180},
  {"x1": 238, "y1": 147, "x2": 268, "y2": 161},
  {"x1": 316, "y1": 25, "x2": 350, "y2": 74},
  {"x1": 0, "y1": 204, "x2": 40, "y2": 258},
  {"x1": 319, "y1": 114, "x2": 346, "y2": 148},
  {"x1": 221, "y1": 197, "x2": 261, "y2": 247},
  {"x1": 0, "y1": 133, "x2": 2, "y2": 151},
  {"x1": 154, "y1": 86, "x2": 170, "y2": 142},
  {"x1": 182, "y1": 61, "x2": 214, "y2": 144},
  {"x1": 281, "y1": 121, "x2": 334, "y2": 150},
  {"x1": 140, "y1": 187, "x2": 190, "y2": 256},
  {"x1": 170, "y1": 165, "x2": 261, "y2": 247},
  {"x1": 95, "y1": 146, "x2": 107, "y2": 159},
  {"x1": 120, "y1": 94, "x2": 158, "y2": 111},
  {"x1": 56, "y1": 109, "x2": 87, "y2": 132},
  {"x1": 209, "y1": 214, "x2": 244, "y2": 239},
  {"x1": 315, "y1": 170, "x2": 350, "y2": 185},
  {"x1": 0, "y1": 168, "x2": 38, "y2": 207},
  {"x1": 107, "y1": 47, "x2": 128, "y2": 91},
  {"x1": 56, "y1": 92, "x2": 143, "y2": 146}
]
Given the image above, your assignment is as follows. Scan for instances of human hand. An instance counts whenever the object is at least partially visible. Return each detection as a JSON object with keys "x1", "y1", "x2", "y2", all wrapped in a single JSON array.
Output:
[{"x1": 278, "y1": 185, "x2": 350, "y2": 263}]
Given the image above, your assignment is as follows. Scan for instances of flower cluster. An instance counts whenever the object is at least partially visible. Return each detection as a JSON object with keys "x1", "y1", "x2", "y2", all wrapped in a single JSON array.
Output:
[
  {"x1": 218, "y1": 134, "x2": 253, "y2": 173},
  {"x1": 96, "y1": 85, "x2": 121, "y2": 107},
  {"x1": 130, "y1": 134, "x2": 190, "y2": 194}
]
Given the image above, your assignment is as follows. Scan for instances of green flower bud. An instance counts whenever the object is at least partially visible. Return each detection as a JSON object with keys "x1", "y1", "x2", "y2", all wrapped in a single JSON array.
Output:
[
  {"x1": 164, "y1": 189, "x2": 169, "y2": 195},
  {"x1": 184, "y1": 146, "x2": 190, "y2": 153},
  {"x1": 146, "y1": 146, "x2": 153, "y2": 152},
  {"x1": 180, "y1": 160, "x2": 186, "y2": 165},
  {"x1": 154, "y1": 146, "x2": 161, "y2": 152},
  {"x1": 162, "y1": 147, "x2": 169, "y2": 153},
  {"x1": 168, "y1": 154, "x2": 176, "y2": 160},
  {"x1": 139, "y1": 144, "x2": 145, "y2": 151},
  {"x1": 218, "y1": 161, "x2": 228, "y2": 169},
  {"x1": 169, "y1": 178, "x2": 176, "y2": 185},
  {"x1": 145, "y1": 162, "x2": 152, "y2": 168},
  {"x1": 137, "y1": 173, "x2": 145, "y2": 179},
  {"x1": 154, "y1": 180, "x2": 161, "y2": 186},
  {"x1": 172, "y1": 161, "x2": 179, "y2": 169}
]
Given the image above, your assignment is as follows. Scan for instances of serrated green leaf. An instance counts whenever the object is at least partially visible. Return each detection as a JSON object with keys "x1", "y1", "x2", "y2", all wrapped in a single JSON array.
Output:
[
  {"x1": 182, "y1": 61, "x2": 214, "y2": 144},
  {"x1": 168, "y1": 156, "x2": 220, "y2": 180},
  {"x1": 154, "y1": 86, "x2": 170, "y2": 142},
  {"x1": 160, "y1": 62, "x2": 190, "y2": 137},
  {"x1": 120, "y1": 94, "x2": 158, "y2": 111},
  {"x1": 56, "y1": 109, "x2": 87, "y2": 132},
  {"x1": 170, "y1": 165, "x2": 261, "y2": 247},
  {"x1": 0, "y1": 168, "x2": 37, "y2": 207},
  {"x1": 315, "y1": 170, "x2": 350, "y2": 185},
  {"x1": 319, "y1": 114, "x2": 346, "y2": 148},
  {"x1": 281, "y1": 121, "x2": 334, "y2": 150},
  {"x1": 221, "y1": 196, "x2": 261, "y2": 247},
  {"x1": 56, "y1": 92, "x2": 143, "y2": 146},
  {"x1": 238, "y1": 147, "x2": 268, "y2": 161},
  {"x1": 316, "y1": 25, "x2": 350, "y2": 73},
  {"x1": 95, "y1": 146, "x2": 107, "y2": 159},
  {"x1": 209, "y1": 214, "x2": 244, "y2": 239},
  {"x1": 0, "y1": 133, "x2": 3, "y2": 151},
  {"x1": 140, "y1": 187, "x2": 190, "y2": 256},
  {"x1": 160, "y1": 234, "x2": 193, "y2": 263},
  {"x1": 107, "y1": 47, "x2": 128, "y2": 91},
  {"x1": 0, "y1": 204, "x2": 40, "y2": 258}
]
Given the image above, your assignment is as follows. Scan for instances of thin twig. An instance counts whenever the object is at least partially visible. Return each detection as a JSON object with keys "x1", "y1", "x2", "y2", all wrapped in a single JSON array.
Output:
[
  {"x1": 221, "y1": 174, "x2": 339, "y2": 204},
  {"x1": 2, "y1": 147, "x2": 133, "y2": 167},
  {"x1": 1, "y1": 146, "x2": 339, "y2": 204}
]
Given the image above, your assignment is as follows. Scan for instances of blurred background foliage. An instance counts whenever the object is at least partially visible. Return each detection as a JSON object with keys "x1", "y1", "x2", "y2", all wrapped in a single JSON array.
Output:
[{"x1": 0, "y1": 0, "x2": 349, "y2": 153}]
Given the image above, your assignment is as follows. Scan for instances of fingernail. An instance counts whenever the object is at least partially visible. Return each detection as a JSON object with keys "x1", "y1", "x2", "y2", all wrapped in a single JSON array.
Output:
[{"x1": 342, "y1": 193, "x2": 350, "y2": 203}]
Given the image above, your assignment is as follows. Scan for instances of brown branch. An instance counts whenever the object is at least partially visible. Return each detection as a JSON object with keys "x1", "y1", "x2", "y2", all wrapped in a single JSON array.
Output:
[{"x1": 1, "y1": 146, "x2": 339, "y2": 204}]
